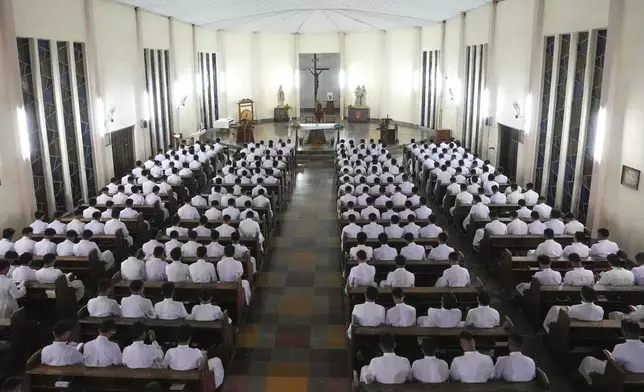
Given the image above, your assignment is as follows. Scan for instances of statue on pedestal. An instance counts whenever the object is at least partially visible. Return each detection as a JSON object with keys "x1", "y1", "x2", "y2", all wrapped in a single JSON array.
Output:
[
  {"x1": 354, "y1": 85, "x2": 368, "y2": 108},
  {"x1": 277, "y1": 85, "x2": 285, "y2": 108},
  {"x1": 361, "y1": 85, "x2": 367, "y2": 107}
]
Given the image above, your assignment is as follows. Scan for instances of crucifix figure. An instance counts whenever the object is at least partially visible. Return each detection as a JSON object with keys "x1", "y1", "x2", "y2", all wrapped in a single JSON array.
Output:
[{"x1": 306, "y1": 54, "x2": 329, "y2": 104}]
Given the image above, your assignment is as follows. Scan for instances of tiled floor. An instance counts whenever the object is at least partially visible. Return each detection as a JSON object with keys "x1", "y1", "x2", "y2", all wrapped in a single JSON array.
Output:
[{"x1": 222, "y1": 163, "x2": 352, "y2": 392}]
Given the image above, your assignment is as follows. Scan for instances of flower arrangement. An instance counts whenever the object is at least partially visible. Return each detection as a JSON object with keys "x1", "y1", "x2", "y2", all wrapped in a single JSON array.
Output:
[
  {"x1": 283, "y1": 104, "x2": 292, "y2": 112},
  {"x1": 334, "y1": 123, "x2": 345, "y2": 130}
]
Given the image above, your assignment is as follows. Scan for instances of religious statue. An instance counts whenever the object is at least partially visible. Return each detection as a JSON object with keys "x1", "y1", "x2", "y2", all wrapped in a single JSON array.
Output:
[
  {"x1": 277, "y1": 85, "x2": 285, "y2": 108},
  {"x1": 354, "y1": 85, "x2": 367, "y2": 108}
]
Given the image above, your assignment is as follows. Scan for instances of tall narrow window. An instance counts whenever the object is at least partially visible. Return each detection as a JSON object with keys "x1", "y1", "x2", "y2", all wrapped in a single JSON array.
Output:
[
  {"x1": 463, "y1": 44, "x2": 487, "y2": 153},
  {"x1": 197, "y1": 51, "x2": 219, "y2": 129},
  {"x1": 144, "y1": 48, "x2": 173, "y2": 153},
  {"x1": 535, "y1": 36, "x2": 556, "y2": 193},
  {"x1": 73, "y1": 43, "x2": 96, "y2": 195},
  {"x1": 420, "y1": 50, "x2": 440, "y2": 129}
]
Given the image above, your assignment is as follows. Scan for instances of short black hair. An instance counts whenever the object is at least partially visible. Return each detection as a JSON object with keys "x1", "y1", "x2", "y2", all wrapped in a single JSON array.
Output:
[
  {"x1": 379, "y1": 332, "x2": 396, "y2": 351},
  {"x1": 53, "y1": 320, "x2": 73, "y2": 338},
  {"x1": 478, "y1": 291, "x2": 491, "y2": 306},
  {"x1": 365, "y1": 286, "x2": 379, "y2": 301},
  {"x1": 130, "y1": 279, "x2": 144, "y2": 292},
  {"x1": 421, "y1": 337, "x2": 438, "y2": 356},
  {"x1": 537, "y1": 255, "x2": 551, "y2": 266},
  {"x1": 161, "y1": 282, "x2": 175, "y2": 298},
  {"x1": 176, "y1": 324, "x2": 192, "y2": 343},
  {"x1": 98, "y1": 278, "x2": 111, "y2": 294},
  {"x1": 391, "y1": 287, "x2": 404, "y2": 300},
  {"x1": 509, "y1": 333, "x2": 523, "y2": 349},
  {"x1": 99, "y1": 319, "x2": 117, "y2": 334}
]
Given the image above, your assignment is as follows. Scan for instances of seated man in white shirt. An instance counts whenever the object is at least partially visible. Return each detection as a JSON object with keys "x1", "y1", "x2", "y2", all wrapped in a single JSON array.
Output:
[
  {"x1": 47, "y1": 211, "x2": 68, "y2": 235},
  {"x1": 189, "y1": 246, "x2": 217, "y2": 283},
  {"x1": 146, "y1": 247, "x2": 168, "y2": 282},
  {"x1": 36, "y1": 254, "x2": 85, "y2": 301},
  {"x1": 564, "y1": 212, "x2": 585, "y2": 235},
  {"x1": 180, "y1": 230, "x2": 200, "y2": 258},
  {"x1": 85, "y1": 212, "x2": 105, "y2": 236},
  {"x1": 34, "y1": 228, "x2": 58, "y2": 256},
  {"x1": 527, "y1": 211, "x2": 546, "y2": 235},
  {"x1": 427, "y1": 232, "x2": 454, "y2": 260},
  {"x1": 217, "y1": 245, "x2": 252, "y2": 304},
  {"x1": 399, "y1": 201, "x2": 417, "y2": 223},
  {"x1": 30, "y1": 211, "x2": 49, "y2": 235},
  {"x1": 154, "y1": 282, "x2": 188, "y2": 320},
  {"x1": 597, "y1": 253, "x2": 635, "y2": 286},
  {"x1": 347, "y1": 286, "x2": 386, "y2": 339},
  {"x1": 577, "y1": 319, "x2": 644, "y2": 385},
  {"x1": 40, "y1": 320, "x2": 83, "y2": 366},
  {"x1": 74, "y1": 230, "x2": 116, "y2": 271},
  {"x1": 494, "y1": 334, "x2": 536, "y2": 382},
  {"x1": 590, "y1": 228, "x2": 620, "y2": 257},
  {"x1": 545, "y1": 209, "x2": 565, "y2": 235},
  {"x1": 347, "y1": 250, "x2": 376, "y2": 288},
  {"x1": 14, "y1": 227, "x2": 36, "y2": 256},
  {"x1": 506, "y1": 183, "x2": 524, "y2": 204},
  {"x1": 83, "y1": 198, "x2": 101, "y2": 219},
  {"x1": 373, "y1": 233, "x2": 398, "y2": 261},
  {"x1": 516, "y1": 255, "x2": 562, "y2": 294},
  {"x1": 121, "y1": 246, "x2": 146, "y2": 281},
  {"x1": 532, "y1": 196, "x2": 552, "y2": 219},
  {"x1": 462, "y1": 195, "x2": 489, "y2": 230},
  {"x1": 165, "y1": 216, "x2": 190, "y2": 237},
  {"x1": 122, "y1": 321, "x2": 164, "y2": 369},
  {"x1": 119, "y1": 199, "x2": 140, "y2": 219},
  {"x1": 188, "y1": 289, "x2": 229, "y2": 322},
  {"x1": 522, "y1": 182, "x2": 539, "y2": 206},
  {"x1": 385, "y1": 287, "x2": 416, "y2": 327},
  {"x1": 532, "y1": 228, "x2": 563, "y2": 258},
  {"x1": 87, "y1": 278, "x2": 122, "y2": 317},
  {"x1": 359, "y1": 332, "x2": 411, "y2": 384},
  {"x1": 450, "y1": 331, "x2": 494, "y2": 383},
  {"x1": 166, "y1": 248, "x2": 191, "y2": 283},
  {"x1": 411, "y1": 338, "x2": 449, "y2": 383},
  {"x1": 450, "y1": 184, "x2": 474, "y2": 217},
  {"x1": 563, "y1": 253, "x2": 596, "y2": 286},
  {"x1": 543, "y1": 285, "x2": 605, "y2": 333},
  {"x1": 9, "y1": 253, "x2": 37, "y2": 282},
  {"x1": 417, "y1": 293, "x2": 462, "y2": 328},
  {"x1": 516, "y1": 199, "x2": 532, "y2": 219},
  {"x1": 562, "y1": 231, "x2": 591, "y2": 259},
  {"x1": 362, "y1": 213, "x2": 385, "y2": 239},
  {"x1": 177, "y1": 201, "x2": 201, "y2": 221},
  {"x1": 506, "y1": 210, "x2": 529, "y2": 235},
  {"x1": 419, "y1": 214, "x2": 442, "y2": 239},
  {"x1": 489, "y1": 185, "x2": 507, "y2": 204},
  {"x1": 473, "y1": 210, "x2": 507, "y2": 249},
  {"x1": 380, "y1": 255, "x2": 415, "y2": 288},
  {"x1": 384, "y1": 215, "x2": 404, "y2": 239},
  {"x1": 164, "y1": 324, "x2": 225, "y2": 389},
  {"x1": 121, "y1": 280, "x2": 156, "y2": 318},
  {"x1": 435, "y1": 251, "x2": 470, "y2": 288},
  {"x1": 399, "y1": 233, "x2": 426, "y2": 260},
  {"x1": 465, "y1": 291, "x2": 500, "y2": 328},
  {"x1": 101, "y1": 201, "x2": 115, "y2": 220},
  {"x1": 349, "y1": 232, "x2": 374, "y2": 260}
]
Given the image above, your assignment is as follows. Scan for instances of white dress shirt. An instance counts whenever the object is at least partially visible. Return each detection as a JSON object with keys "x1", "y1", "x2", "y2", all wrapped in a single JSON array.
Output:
[
  {"x1": 411, "y1": 356, "x2": 449, "y2": 383},
  {"x1": 47, "y1": 220, "x2": 68, "y2": 235},
  {"x1": 563, "y1": 268, "x2": 595, "y2": 286},
  {"x1": 428, "y1": 244, "x2": 454, "y2": 260},
  {"x1": 14, "y1": 237, "x2": 36, "y2": 255},
  {"x1": 36, "y1": 267, "x2": 64, "y2": 283},
  {"x1": 506, "y1": 191, "x2": 524, "y2": 204},
  {"x1": 11, "y1": 266, "x2": 37, "y2": 282},
  {"x1": 385, "y1": 303, "x2": 416, "y2": 326},
  {"x1": 164, "y1": 239, "x2": 182, "y2": 255},
  {"x1": 435, "y1": 264, "x2": 471, "y2": 287},
  {"x1": 177, "y1": 205, "x2": 200, "y2": 220},
  {"x1": 0, "y1": 275, "x2": 26, "y2": 317},
  {"x1": 347, "y1": 263, "x2": 376, "y2": 287},
  {"x1": 41, "y1": 341, "x2": 83, "y2": 366},
  {"x1": 517, "y1": 206, "x2": 532, "y2": 219},
  {"x1": 83, "y1": 335, "x2": 122, "y2": 367},
  {"x1": 423, "y1": 308, "x2": 462, "y2": 327},
  {"x1": 145, "y1": 258, "x2": 167, "y2": 281},
  {"x1": 507, "y1": 219, "x2": 529, "y2": 235},
  {"x1": 0, "y1": 239, "x2": 14, "y2": 256},
  {"x1": 188, "y1": 303, "x2": 224, "y2": 321},
  {"x1": 419, "y1": 224, "x2": 443, "y2": 239},
  {"x1": 217, "y1": 257, "x2": 244, "y2": 282},
  {"x1": 351, "y1": 301, "x2": 386, "y2": 327},
  {"x1": 523, "y1": 190, "x2": 539, "y2": 205},
  {"x1": 30, "y1": 220, "x2": 49, "y2": 234},
  {"x1": 527, "y1": 221, "x2": 546, "y2": 235},
  {"x1": 494, "y1": 352, "x2": 536, "y2": 381},
  {"x1": 87, "y1": 295, "x2": 122, "y2": 317},
  {"x1": 121, "y1": 294, "x2": 156, "y2": 318},
  {"x1": 105, "y1": 219, "x2": 129, "y2": 236},
  {"x1": 215, "y1": 224, "x2": 236, "y2": 238},
  {"x1": 562, "y1": 242, "x2": 591, "y2": 258},
  {"x1": 181, "y1": 241, "x2": 200, "y2": 258},
  {"x1": 545, "y1": 219, "x2": 565, "y2": 235},
  {"x1": 86, "y1": 220, "x2": 105, "y2": 235},
  {"x1": 384, "y1": 224, "x2": 404, "y2": 239},
  {"x1": 450, "y1": 351, "x2": 495, "y2": 383},
  {"x1": 590, "y1": 239, "x2": 620, "y2": 257},
  {"x1": 534, "y1": 268, "x2": 562, "y2": 285},
  {"x1": 568, "y1": 302, "x2": 604, "y2": 322},
  {"x1": 362, "y1": 223, "x2": 385, "y2": 238},
  {"x1": 382, "y1": 268, "x2": 415, "y2": 287},
  {"x1": 535, "y1": 239, "x2": 563, "y2": 257},
  {"x1": 349, "y1": 245, "x2": 374, "y2": 260},
  {"x1": 632, "y1": 265, "x2": 644, "y2": 286},
  {"x1": 112, "y1": 192, "x2": 128, "y2": 204},
  {"x1": 121, "y1": 257, "x2": 146, "y2": 280},
  {"x1": 83, "y1": 207, "x2": 100, "y2": 219},
  {"x1": 204, "y1": 208, "x2": 223, "y2": 221},
  {"x1": 597, "y1": 267, "x2": 635, "y2": 286},
  {"x1": 360, "y1": 206, "x2": 381, "y2": 220},
  {"x1": 373, "y1": 245, "x2": 398, "y2": 260},
  {"x1": 400, "y1": 243, "x2": 425, "y2": 260},
  {"x1": 122, "y1": 342, "x2": 163, "y2": 368},
  {"x1": 189, "y1": 260, "x2": 217, "y2": 283},
  {"x1": 361, "y1": 353, "x2": 411, "y2": 384},
  {"x1": 206, "y1": 243, "x2": 225, "y2": 258},
  {"x1": 564, "y1": 220, "x2": 585, "y2": 235},
  {"x1": 490, "y1": 192, "x2": 507, "y2": 204},
  {"x1": 154, "y1": 298, "x2": 188, "y2": 320},
  {"x1": 166, "y1": 261, "x2": 191, "y2": 282},
  {"x1": 532, "y1": 203, "x2": 552, "y2": 219},
  {"x1": 34, "y1": 239, "x2": 57, "y2": 256},
  {"x1": 163, "y1": 345, "x2": 202, "y2": 370},
  {"x1": 465, "y1": 305, "x2": 500, "y2": 328}
]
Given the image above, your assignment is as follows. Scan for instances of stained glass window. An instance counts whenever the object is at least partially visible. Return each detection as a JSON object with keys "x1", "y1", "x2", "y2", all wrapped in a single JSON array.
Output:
[
  {"x1": 74, "y1": 43, "x2": 96, "y2": 195},
  {"x1": 535, "y1": 36, "x2": 555, "y2": 193}
]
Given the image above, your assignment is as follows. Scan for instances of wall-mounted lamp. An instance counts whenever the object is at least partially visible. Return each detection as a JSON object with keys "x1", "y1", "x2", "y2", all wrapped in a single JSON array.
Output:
[
  {"x1": 106, "y1": 107, "x2": 116, "y2": 123},
  {"x1": 513, "y1": 101, "x2": 524, "y2": 120},
  {"x1": 178, "y1": 96, "x2": 187, "y2": 108},
  {"x1": 448, "y1": 89, "x2": 455, "y2": 101}
]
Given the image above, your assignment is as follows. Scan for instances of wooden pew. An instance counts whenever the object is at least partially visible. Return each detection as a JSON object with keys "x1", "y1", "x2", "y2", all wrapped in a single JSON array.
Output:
[
  {"x1": 345, "y1": 287, "x2": 481, "y2": 324},
  {"x1": 344, "y1": 258, "x2": 450, "y2": 287},
  {"x1": 77, "y1": 202, "x2": 165, "y2": 229},
  {"x1": 61, "y1": 215, "x2": 148, "y2": 243},
  {"x1": 338, "y1": 219, "x2": 433, "y2": 233},
  {"x1": 111, "y1": 279, "x2": 246, "y2": 326},
  {"x1": 157, "y1": 235, "x2": 263, "y2": 271},
  {"x1": 480, "y1": 234, "x2": 575, "y2": 266},
  {"x1": 521, "y1": 280, "x2": 644, "y2": 331},
  {"x1": 590, "y1": 349, "x2": 644, "y2": 392},
  {"x1": 339, "y1": 205, "x2": 420, "y2": 214},
  {"x1": 0, "y1": 308, "x2": 31, "y2": 378},
  {"x1": 178, "y1": 217, "x2": 269, "y2": 244},
  {"x1": 77, "y1": 307, "x2": 234, "y2": 364},
  {"x1": 355, "y1": 378, "x2": 549, "y2": 391},
  {"x1": 350, "y1": 325, "x2": 512, "y2": 366},
  {"x1": 30, "y1": 230, "x2": 129, "y2": 264},
  {"x1": 453, "y1": 203, "x2": 528, "y2": 229},
  {"x1": 25, "y1": 349, "x2": 215, "y2": 392},
  {"x1": 342, "y1": 238, "x2": 439, "y2": 257},
  {"x1": 22, "y1": 277, "x2": 78, "y2": 323}
]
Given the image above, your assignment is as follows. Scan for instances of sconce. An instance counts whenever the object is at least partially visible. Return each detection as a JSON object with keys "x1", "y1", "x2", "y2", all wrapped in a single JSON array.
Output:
[
  {"x1": 513, "y1": 101, "x2": 523, "y2": 120},
  {"x1": 106, "y1": 107, "x2": 116, "y2": 123},
  {"x1": 178, "y1": 96, "x2": 187, "y2": 108},
  {"x1": 448, "y1": 89, "x2": 455, "y2": 101}
]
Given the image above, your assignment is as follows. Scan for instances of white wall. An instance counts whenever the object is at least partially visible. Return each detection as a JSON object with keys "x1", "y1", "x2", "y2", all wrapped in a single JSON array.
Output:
[
  {"x1": 172, "y1": 20, "x2": 197, "y2": 134},
  {"x1": 299, "y1": 33, "x2": 339, "y2": 53},
  {"x1": 442, "y1": 16, "x2": 462, "y2": 135},
  {"x1": 140, "y1": 11, "x2": 170, "y2": 49},
  {"x1": 195, "y1": 27, "x2": 217, "y2": 52},
  {"x1": 384, "y1": 29, "x2": 418, "y2": 123},
  {"x1": 12, "y1": 0, "x2": 86, "y2": 42},
  {"x1": 221, "y1": 32, "x2": 253, "y2": 119},
  {"x1": 421, "y1": 24, "x2": 442, "y2": 51},
  {"x1": 494, "y1": 0, "x2": 536, "y2": 130},
  {"x1": 465, "y1": 4, "x2": 490, "y2": 45},
  {"x1": 543, "y1": 0, "x2": 609, "y2": 35},
  {"x1": 345, "y1": 32, "x2": 383, "y2": 118},
  {"x1": 257, "y1": 33, "x2": 294, "y2": 119}
]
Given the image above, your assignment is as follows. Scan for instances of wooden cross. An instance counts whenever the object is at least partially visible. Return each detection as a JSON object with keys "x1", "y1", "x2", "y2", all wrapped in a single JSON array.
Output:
[{"x1": 301, "y1": 54, "x2": 330, "y2": 105}]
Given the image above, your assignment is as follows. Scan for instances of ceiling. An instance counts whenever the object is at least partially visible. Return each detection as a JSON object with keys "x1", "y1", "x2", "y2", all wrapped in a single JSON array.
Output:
[{"x1": 114, "y1": 0, "x2": 492, "y2": 33}]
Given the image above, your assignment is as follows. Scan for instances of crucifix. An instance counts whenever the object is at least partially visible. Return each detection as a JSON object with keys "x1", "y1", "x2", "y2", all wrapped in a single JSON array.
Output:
[{"x1": 303, "y1": 54, "x2": 329, "y2": 104}]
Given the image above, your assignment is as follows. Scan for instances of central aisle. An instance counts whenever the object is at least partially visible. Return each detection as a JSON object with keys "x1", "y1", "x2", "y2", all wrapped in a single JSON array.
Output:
[{"x1": 223, "y1": 161, "x2": 351, "y2": 392}]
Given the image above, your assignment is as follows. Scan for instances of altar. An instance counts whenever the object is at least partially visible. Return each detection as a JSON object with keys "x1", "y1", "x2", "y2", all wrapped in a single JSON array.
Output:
[{"x1": 300, "y1": 122, "x2": 336, "y2": 145}]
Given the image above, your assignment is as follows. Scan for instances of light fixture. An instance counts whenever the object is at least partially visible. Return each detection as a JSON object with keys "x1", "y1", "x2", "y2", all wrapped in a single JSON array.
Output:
[
  {"x1": 16, "y1": 106, "x2": 30, "y2": 160},
  {"x1": 106, "y1": 107, "x2": 116, "y2": 123},
  {"x1": 178, "y1": 96, "x2": 187, "y2": 107},
  {"x1": 513, "y1": 101, "x2": 523, "y2": 120},
  {"x1": 448, "y1": 89, "x2": 455, "y2": 101},
  {"x1": 594, "y1": 107, "x2": 606, "y2": 163}
]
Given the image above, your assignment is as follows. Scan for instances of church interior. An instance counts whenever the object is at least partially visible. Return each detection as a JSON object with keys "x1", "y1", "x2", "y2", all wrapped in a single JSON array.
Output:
[{"x1": 0, "y1": 0, "x2": 643, "y2": 391}]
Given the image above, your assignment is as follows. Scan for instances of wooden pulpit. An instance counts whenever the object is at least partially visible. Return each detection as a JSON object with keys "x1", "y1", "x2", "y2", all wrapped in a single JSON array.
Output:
[{"x1": 236, "y1": 120, "x2": 255, "y2": 144}]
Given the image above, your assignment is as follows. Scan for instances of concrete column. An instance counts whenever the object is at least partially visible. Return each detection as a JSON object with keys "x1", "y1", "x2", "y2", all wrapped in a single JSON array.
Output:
[
  {"x1": 588, "y1": 0, "x2": 624, "y2": 231},
  {"x1": 483, "y1": 0, "x2": 498, "y2": 162},
  {"x1": 135, "y1": 7, "x2": 150, "y2": 158},
  {"x1": 293, "y1": 33, "x2": 300, "y2": 117},
  {"x1": 0, "y1": 0, "x2": 37, "y2": 228},
  {"x1": 438, "y1": 21, "x2": 446, "y2": 128},
  {"x1": 169, "y1": 18, "x2": 179, "y2": 133},
  {"x1": 413, "y1": 26, "x2": 422, "y2": 125},
  {"x1": 379, "y1": 30, "x2": 387, "y2": 119},
  {"x1": 251, "y1": 32, "x2": 260, "y2": 119},
  {"x1": 216, "y1": 30, "x2": 227, "y2": 118},
  {"x1": 456, "y1": 13, "x2": 467, "y2": 139},
  {"x1": 339, "y1": 32, "x2": 346, "y2": 120}
]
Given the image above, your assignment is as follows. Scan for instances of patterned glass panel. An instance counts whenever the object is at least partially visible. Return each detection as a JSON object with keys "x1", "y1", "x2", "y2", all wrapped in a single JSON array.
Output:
[
  {"x1": 205, "y1": 53, "x2": 213, "y2": 129},
  {"x1": 150, "y1": 50, "x2": 161, "y2": 152},
  {"x1": 546, "y1": 34, "x2": 570, "y2": 207},
  {"x1": 57, "y1": 42, "x2": 82, "y2": 205},
  {"x1": 164, "y1": 50, "x2": 173, "y2": 145},
  {"x1": 212, "y1": 53, "x2": 219, "y2": 121},
  {"x1": 158, "y1": 50, "x2": 168, "y2": 150},
  {"x1": 562, "y1": 32, "x2": 588, "y2": 213},
  {"x1": 74, "y1": 42, "x2": 96, "y2": 195},
  {"x1": 421, "y1": 51, "x2": 427, "y2": 127},
  {"x1": 579, "y1": 29, "x2": 607, "y2": 224},
  {"x1": 535, "y1": 36, "x2": 555, "y2": 192},
  {"x1": 17, "y1": 38, "x2": 48, "y2": 214},
  {"x1": 39, "y1": 39, "x2": 66, "y2": 212}
]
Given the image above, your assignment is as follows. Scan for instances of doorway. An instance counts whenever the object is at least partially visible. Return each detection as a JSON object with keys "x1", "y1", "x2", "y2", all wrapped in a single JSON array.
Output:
[
  {"x1": 110, "y1": 126, "x2": 135, "y2": 178},
  {"x1": 299, "y1": 53, "x2": 340, "y2": 121},
  {"x1": 497, "y1": 123, "x2": 521, "y2": 181}
]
